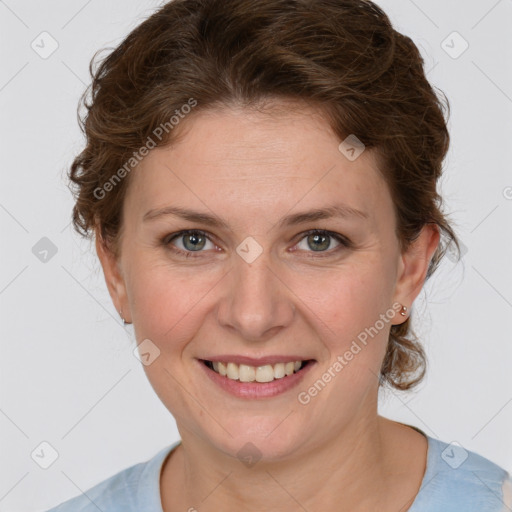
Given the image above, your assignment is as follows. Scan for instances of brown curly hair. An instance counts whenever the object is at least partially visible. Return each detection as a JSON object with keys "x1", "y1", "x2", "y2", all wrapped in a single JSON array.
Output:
[{"x1": 68, "y1": 0, "x2": 461, "y2": 391}]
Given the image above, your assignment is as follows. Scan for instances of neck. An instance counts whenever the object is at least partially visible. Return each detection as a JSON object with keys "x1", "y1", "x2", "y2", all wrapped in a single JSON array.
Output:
[{"x1": 160, "y1": 412, "x2": 425, "y2": 511}]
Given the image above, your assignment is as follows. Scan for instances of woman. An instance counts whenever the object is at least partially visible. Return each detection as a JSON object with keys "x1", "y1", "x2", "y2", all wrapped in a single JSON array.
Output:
[{"x1": 47, "y1": 0, "x2": 511, "y2": 510}]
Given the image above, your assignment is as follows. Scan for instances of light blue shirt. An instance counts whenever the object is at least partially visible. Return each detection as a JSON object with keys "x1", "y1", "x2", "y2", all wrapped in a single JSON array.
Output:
[{"x1": 46, "y1": 435, "x2": 512, "y2": 511}]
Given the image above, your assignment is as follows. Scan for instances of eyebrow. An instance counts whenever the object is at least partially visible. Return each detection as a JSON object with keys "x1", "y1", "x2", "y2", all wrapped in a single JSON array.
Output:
[{"x1": 143, "y1": 204, "x2": 368, "y2": 229}]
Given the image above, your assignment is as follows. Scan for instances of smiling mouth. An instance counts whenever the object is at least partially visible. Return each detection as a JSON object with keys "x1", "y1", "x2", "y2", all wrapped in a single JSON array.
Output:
[{"x1": 201, "y1": 359, "x2": 314, "y2": 383}]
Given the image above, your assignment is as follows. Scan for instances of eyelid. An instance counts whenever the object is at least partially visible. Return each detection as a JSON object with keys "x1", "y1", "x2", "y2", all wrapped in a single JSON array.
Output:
[
  {"x1": 164, "y1": 229, "x2": 219, "y2": 254},
  {"x1": 293, "y1": 228, "x2": 352, "y2": 247},
  {"x1": 290, "y1": 229, "x2": 352, "y2": 257},
  {"x1": 164, "y1": 228, "x2": 351, "y2": 258}
]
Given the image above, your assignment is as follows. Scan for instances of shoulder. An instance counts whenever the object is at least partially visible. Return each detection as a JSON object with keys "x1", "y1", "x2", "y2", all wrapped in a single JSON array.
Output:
[
  {"x1": 410, "y1": 436, "x2": 512, "y2": 512},
  {"x1": 44, "y1": 442, "x2": 179, "y2": 512}
]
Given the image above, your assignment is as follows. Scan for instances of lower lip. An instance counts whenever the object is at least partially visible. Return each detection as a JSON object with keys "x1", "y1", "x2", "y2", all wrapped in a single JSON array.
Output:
[{"x1": 197, "y1": 359, "x2": 316, "y2": 399}]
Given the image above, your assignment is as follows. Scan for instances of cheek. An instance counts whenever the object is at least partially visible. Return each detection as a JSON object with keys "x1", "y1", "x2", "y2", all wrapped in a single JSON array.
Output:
[
  {"x1": 127, "y1": 242, "x2": 396, "y2": 357},
  {"x1": 127, "y1": 255, "x2": 221, "y2": 345},
  {"x1": 290, "y1": 259, "x2": 395, "y2": 399},
  {"x1": 291, "y1": 259, "x2": 395, "y2": 341}
]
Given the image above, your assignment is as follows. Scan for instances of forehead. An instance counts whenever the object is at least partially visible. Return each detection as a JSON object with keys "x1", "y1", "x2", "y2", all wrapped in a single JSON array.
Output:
[{"x1": 125, "y1": 104, "x2": 391, "y2": 227}]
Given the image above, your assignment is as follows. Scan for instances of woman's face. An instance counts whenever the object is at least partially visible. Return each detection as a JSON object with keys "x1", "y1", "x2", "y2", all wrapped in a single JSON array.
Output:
[{"x1": 98, "y1": 102, "x2": 437, "y2": 461}]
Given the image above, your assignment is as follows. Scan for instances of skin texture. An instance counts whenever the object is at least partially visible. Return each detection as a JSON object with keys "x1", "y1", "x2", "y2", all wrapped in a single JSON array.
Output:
[{"x1": 96, "y1": 102, "x2": 439, "y2": 511}]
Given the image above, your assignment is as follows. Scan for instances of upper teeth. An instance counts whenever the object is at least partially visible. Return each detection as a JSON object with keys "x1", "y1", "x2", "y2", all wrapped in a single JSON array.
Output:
[{"x1": 211, "y1": 361, "x2": 303, "y2": 382}]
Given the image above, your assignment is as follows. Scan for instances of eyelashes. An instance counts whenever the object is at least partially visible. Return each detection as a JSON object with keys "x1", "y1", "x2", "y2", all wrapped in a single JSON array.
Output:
[{"x1": 162, "y1": 229, "x2": 353, "y2": 259}]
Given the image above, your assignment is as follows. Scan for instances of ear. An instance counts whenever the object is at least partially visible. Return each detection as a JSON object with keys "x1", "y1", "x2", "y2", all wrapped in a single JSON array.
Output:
[
  {"x1": 95, "y1": 229, "x2": 131, "y2": 324},
  {"x1": 391, "y1": 223, "x2": 440, "y2": 325}
]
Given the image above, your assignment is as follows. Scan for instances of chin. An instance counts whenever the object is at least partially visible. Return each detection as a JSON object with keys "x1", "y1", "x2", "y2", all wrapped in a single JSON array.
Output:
[{"x1": 205, "y1": 419, "x2": 306, "y2": 464}]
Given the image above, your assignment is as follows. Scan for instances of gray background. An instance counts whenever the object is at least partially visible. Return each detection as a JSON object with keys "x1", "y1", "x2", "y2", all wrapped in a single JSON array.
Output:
[{"x1": 0, "y1": 0, "x2": 511, "y2": 510}]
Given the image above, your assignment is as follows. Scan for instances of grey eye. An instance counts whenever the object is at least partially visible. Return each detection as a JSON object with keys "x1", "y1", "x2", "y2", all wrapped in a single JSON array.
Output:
[{"x1": 297, "y1": 232, "x2": 341, "y2": 252}]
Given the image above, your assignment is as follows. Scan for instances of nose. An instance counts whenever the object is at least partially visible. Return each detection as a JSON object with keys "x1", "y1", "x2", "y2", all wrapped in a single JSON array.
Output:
[{"x1": 216, "y1": 250, "x2": 295, "y2": 342}]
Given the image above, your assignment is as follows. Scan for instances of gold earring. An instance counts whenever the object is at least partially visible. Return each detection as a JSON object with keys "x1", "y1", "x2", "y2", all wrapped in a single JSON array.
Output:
[{"x1": 400, "y1": 305, "x2": 408, "y2": 317}]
